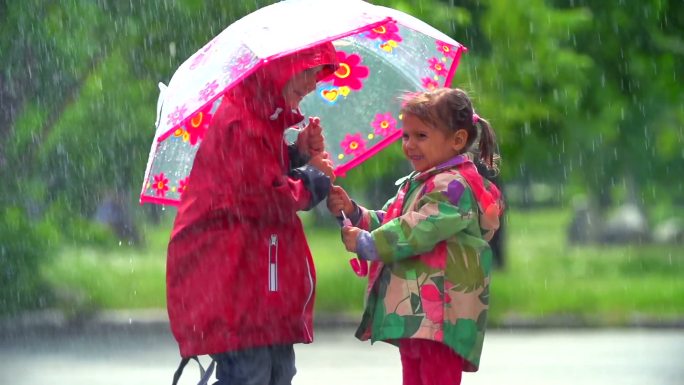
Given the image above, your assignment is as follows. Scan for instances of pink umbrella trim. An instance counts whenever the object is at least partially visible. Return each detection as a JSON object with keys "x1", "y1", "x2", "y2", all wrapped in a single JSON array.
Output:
[
  {"x1": 443, "y1": 45, "x2": 467, "y2": 86},
  {"x1": 140, "y1": 195, "x2": 181, "y2": 206},
  {"x1": 334, "y1": 129, "x2": 402, "y2": 177}
]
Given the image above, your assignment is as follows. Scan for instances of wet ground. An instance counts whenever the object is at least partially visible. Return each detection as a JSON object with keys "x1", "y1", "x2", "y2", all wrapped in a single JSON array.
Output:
[{"x1": 1, "y1": 326, "x2": 682, "y2": 385}]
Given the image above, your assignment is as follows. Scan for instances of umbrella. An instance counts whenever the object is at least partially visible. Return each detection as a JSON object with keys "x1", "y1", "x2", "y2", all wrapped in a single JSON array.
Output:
[{"x1": 140, "y1": 0, "x2": 466, "y2": 205}]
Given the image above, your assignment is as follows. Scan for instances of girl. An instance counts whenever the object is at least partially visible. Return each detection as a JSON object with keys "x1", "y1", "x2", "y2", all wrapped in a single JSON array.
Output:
[{"x1": 327, "y1": 88, "x2": 503, "y2": 385}]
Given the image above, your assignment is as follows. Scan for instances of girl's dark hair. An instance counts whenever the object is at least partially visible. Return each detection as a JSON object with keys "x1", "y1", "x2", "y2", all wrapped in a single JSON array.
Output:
[{"x1": 401, "y1": 88, "x2": 499, "y2": 172}]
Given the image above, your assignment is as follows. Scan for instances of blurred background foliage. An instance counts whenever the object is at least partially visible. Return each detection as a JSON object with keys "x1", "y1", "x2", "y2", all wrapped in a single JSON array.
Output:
[{"x1": 1, "y1": 0, "x2": 683, "y2": 319}]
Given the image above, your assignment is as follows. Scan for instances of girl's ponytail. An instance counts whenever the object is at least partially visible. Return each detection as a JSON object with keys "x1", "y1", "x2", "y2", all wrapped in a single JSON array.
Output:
[{"x1": 475, "y1": 116, "x2": 498, "y2": 172}]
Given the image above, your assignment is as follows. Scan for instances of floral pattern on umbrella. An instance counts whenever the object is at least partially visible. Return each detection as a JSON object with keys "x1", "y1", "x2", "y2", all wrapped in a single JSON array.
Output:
[
  {"x1": 340, "y1": 133, "x2": 367, "y2": 158},
  {"x1": 151, "y1": 173, "x2": 169, "y2": 197},
  {"x1": 318, "y1": 51, "x2": 370, "y2": 104},
  {"x1": 371, "y1": 112, "x2": 398, "y2": 138},
  {"x1": 140, "y1": 0, "x2": 466, "y2": 205},
  {"x1": 365, "y1": 22, "x2": 403, "y2": 42},
  {"x1": 299, "y1": 22, "x2": 465, "y2": 177}
]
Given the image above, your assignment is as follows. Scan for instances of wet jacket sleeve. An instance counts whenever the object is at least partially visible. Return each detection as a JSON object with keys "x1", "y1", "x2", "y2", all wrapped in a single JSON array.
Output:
[
  {"x1": 285, "y1": 142, "x2": 330, "y2": 209},
  {"x1": 353, "y1": 194, "x2": 396, "y2": 231},
  {"x1": 369, "y1": 174, "x2": 475, "y2": 263},
  {"x1": 289, "y1": 164, "x2": 331, "y2": 210},
  {"x1": 287, "y1": 143, "x2": 310, "y2": 169}
]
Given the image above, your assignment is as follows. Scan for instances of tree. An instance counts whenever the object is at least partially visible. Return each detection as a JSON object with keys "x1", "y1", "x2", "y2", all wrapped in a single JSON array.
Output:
[{"x1": 552, "y1": 0, "x2": 684, "y2": 208}]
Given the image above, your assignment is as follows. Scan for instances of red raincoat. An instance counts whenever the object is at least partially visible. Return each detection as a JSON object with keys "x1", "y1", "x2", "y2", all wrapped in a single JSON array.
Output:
[{"x1": 166, "y1": 43, "x2": 338, "y2": 357}]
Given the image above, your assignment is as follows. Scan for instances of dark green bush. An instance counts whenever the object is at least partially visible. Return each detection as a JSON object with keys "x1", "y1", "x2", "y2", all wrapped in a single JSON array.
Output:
[{"x1": 0, "y1": 207, "x2": 55, "y2": 316}]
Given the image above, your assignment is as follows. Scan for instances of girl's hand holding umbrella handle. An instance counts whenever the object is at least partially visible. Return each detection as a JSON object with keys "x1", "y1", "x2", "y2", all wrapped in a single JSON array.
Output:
[{"x1": 341, "y1": 211, "x2": 368, "y2": 277}]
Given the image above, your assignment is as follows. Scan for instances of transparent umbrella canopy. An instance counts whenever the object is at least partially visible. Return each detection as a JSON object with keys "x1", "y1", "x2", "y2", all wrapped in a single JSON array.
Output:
[
  {"x1": 298, "y1": 21, "x2": 465, "y2": 177},
  {"x1": 140, "y1": 0, "x2": 466, "y2": 205}
]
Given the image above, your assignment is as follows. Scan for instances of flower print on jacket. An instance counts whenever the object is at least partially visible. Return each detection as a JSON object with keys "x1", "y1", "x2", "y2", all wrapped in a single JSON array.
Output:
[{"x1": 421, "y1": 284, "x2": 451, "y2": 324}]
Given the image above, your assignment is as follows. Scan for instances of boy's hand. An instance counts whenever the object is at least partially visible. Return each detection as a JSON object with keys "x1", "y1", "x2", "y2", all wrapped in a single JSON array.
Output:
[
  {"x1": 309, "y1": 152, "x2": 335, "y2": 182},
  {"x1": 327, "y1": 185, "x2": 354, "y2": 217},
  {"x1": 341, "y1": 226, "x2": 361, "y2": 252},
  {"x1": 297, "y1": 116, "x2": 325, "y2": 157}
]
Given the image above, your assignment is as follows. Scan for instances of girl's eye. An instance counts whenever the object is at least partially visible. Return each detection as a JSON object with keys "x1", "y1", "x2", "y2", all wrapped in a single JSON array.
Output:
[{"x1": 401, "y1": 133, "x2": 409, "y2": 140}]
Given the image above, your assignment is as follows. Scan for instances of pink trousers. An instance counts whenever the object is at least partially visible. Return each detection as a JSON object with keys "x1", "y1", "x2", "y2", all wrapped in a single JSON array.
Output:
[{"x1": 399, "y1": 339, "x2": 464, "y2": 385}]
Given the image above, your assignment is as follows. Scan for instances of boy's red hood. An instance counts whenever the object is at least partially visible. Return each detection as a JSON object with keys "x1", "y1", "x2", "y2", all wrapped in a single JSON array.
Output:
[{"x1": 228, "y1": 42, "x2": 338, "y2": 129}]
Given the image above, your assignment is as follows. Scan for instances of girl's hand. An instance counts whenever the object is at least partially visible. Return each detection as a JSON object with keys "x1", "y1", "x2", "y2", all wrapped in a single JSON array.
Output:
[
  {"x1": 309, "y1": 152, "x2": 335, "y2": 183},
  {"x1": 296, "y1": 116, "x2": 325, "y2": 157},
  {"x1": 341, "y1": 226, "x2": 361, "y2": 252},
  {"x1": 327, "y1": 185, "x2": 354, "y2": 217}
]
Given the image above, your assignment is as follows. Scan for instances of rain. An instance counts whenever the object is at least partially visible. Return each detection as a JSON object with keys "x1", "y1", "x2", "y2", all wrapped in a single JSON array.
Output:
[{"x1": 1, "y1": 0, "x2": 683, "y2": 384}]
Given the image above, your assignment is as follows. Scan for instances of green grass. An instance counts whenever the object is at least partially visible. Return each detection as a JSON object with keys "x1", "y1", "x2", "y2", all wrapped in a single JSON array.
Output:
[
  {"x1": 493, "y1": 210, "x2": 684, "y2": 324},
  {"x1": 41, "y1": 220, "x2": 171, "y2": 311},
  {"x1": 41, "y1": 209, "x2": 684, "y2": 325}
]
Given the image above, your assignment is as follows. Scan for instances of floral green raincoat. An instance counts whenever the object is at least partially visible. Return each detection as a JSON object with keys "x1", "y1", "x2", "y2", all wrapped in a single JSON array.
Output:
[{"x1": 354, "y1": 155, "x2": 499, "y2": 372}]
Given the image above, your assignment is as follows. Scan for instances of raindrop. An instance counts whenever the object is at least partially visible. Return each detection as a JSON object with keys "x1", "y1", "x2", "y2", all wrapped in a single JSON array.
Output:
[{"x1": 169, "y1": 42, "x2": 177, "y2": 58}]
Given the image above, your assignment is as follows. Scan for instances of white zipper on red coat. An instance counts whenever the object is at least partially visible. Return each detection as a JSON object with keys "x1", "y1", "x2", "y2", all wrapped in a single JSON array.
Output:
[
  {"x1": 302, "y1": 252, "x2": 314, "y2": 341},
  {"x1": 268, "y1": 234, "x2": 278, "y2": 292}
]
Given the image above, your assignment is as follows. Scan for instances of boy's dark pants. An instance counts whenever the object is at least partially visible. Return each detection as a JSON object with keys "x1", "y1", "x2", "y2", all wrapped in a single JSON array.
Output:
[{"x1": 211, "y1": 344, "x2": 296, "y2": 385}]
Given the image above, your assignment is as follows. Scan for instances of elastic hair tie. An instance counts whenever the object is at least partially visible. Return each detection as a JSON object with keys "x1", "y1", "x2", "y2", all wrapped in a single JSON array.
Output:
[{"x1": 472, "y1": 113, "x2": 480, "y2": 125}]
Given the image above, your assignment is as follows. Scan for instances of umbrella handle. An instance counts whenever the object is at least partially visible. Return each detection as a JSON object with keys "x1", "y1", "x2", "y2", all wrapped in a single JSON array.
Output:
[{"x1": 340, "y1": 210, "x2": 367, "y2": 277}]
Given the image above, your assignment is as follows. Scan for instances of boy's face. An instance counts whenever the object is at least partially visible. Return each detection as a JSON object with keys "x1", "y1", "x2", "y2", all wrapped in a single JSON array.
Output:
[
  {"x1": 282, "y1": 66, "x2": 322, "y2": 109},
  {"x1": 401, "y1": 113, "x2": 466, "y2": 172}
]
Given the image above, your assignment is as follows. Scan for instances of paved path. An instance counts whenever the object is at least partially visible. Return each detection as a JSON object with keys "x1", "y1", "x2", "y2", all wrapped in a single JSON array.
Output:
[{"x1": 1, "y1": 327, "x2": 682, "y2": 385}]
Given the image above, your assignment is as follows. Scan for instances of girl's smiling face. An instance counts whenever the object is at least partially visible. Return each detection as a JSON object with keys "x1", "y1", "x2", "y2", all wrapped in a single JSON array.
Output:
[{"x1": 401, "y1": 113, "x2": 467, "y2": 172}]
